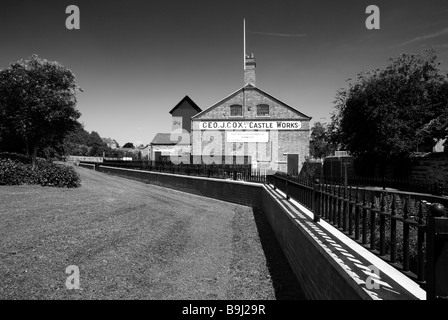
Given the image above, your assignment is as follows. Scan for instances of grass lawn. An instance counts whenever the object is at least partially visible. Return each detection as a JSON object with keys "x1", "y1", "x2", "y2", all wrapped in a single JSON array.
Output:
[{"x1": 0, "y1": 166, "x2": 304, "y2": 300}]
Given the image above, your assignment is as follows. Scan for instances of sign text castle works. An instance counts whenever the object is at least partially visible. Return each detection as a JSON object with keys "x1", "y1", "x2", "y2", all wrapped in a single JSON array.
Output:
[{"x1": 199, "y1": 121, "x2": 302, "y2": 130}]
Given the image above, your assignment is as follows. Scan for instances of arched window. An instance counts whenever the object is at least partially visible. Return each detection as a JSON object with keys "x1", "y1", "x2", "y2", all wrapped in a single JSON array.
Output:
[
  {"x1": 230, "y1": 104, "x2": 242, "y2": 116},
  {"x1": 257, "y1": 104, "x2": 269, "y2": 116}
]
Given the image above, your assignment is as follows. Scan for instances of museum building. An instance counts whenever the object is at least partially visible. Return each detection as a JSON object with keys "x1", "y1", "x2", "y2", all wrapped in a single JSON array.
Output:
[{"x1": 190, "y1": 53, "x2": 311, "y2": 173}]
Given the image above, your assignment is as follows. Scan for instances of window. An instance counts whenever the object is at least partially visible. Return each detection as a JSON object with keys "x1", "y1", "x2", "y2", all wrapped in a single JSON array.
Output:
[
  {"x1": 230, "y1": 105, "x2": 242, "y2": 116},
  {"x1": 257, "y1": 104, "x2": 269, "y2": 116}
]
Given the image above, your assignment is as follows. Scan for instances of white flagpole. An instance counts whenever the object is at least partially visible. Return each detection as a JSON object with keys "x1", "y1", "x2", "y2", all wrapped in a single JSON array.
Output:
[{"x1": 243, "y1": 18, "x2": 246, "y2": 71}]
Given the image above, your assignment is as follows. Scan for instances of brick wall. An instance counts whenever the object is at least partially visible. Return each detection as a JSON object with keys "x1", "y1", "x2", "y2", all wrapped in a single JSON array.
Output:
[
  {"x1": 261, "y1": 189, "x2": 364, "y2": 300},
  {"x1": 192, "y1": 88, "x2": 310, "y2": 121},
  {"x1": 409, "y1": 153, "x2": 448, "y2": 187},
  {"x1": 171, "y1": 100, "x2": 200, "y2": 133},
  {"x1": 98, "y1": 165, "x2": 262, "y2": 208},
  {"x1": 191, "y1": 87, "x2": 310, "y2": 172}
]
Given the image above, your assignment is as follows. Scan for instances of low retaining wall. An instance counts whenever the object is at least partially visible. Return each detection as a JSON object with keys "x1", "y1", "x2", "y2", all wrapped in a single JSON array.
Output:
[
  {"x1": 78, "y1": 163, "x2": 96, "y2": 170},
  {"x1": 92, "y1": 165, "x2": 423, "y2": 300},
  {"x1": 261, "y1": 187, "x2": 361, "y2": 299},
  {"x1": 98, "y1": 165, "x2": 262, "y2": 208}
]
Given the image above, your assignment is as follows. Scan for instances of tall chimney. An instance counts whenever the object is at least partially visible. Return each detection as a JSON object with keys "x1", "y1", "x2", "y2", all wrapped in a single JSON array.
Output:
[{"x1": 244, "y1": 53, "x2": 256, "y2": 86}]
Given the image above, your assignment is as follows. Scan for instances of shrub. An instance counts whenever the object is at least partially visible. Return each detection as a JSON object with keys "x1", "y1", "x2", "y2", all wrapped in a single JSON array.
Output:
[
  {"x1": 35, "y1": 161, "x2": 81, "y2": 188},
  {"x1": 0, "y1": 153, "x2": 80, "y2": 188},
  {"x1": 0, "y1": 159, "x2": 37, "y2": 185},
  {"x1": 0, "y1": 152, "x2": 33, "y2": 164}
]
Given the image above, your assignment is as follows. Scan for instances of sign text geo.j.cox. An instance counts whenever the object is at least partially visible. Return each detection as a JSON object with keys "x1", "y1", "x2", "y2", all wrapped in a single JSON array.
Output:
[{"x1": 198, "y1": 120, "x2": 302, "y2": 130}]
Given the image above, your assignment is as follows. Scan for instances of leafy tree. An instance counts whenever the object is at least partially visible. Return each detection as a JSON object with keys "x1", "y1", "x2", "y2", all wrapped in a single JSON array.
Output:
[
  {"x1": 0, "y1": 55, "x2": 82, "y2": 168},
  {"x1": 330, "y1": 49, "x2": 448, "y2": 175},
  {"x1": 63, "y1": 123, "x2": 90, "y2": 156},
  {"x1": 310, "y1": 122, "x2": 337, "y2": 159},
  {"x1": 122, "y1": 142, "x2": 135, "y2": 149},
  {"x1": 85, "y1": 131, "x2": 107, "y2": 157},
  {"x1": 63, "y1": 126, "x2": 123, "y2": 158}
]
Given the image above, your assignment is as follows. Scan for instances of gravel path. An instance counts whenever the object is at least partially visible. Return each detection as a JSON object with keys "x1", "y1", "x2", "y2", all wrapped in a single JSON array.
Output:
[{"x1": 0, "y1": 166, "x2": 304, "y2": 300}]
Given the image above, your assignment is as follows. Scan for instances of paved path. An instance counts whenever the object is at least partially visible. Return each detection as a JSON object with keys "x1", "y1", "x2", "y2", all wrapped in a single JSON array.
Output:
[{"x1": 0, "y1": 166, "x2": 304, "y2": 300}]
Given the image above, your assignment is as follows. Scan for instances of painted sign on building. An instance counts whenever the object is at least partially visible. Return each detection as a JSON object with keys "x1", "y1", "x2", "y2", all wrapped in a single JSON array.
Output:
[
  {"x1": 199, "y1": 121, "x2": 302, "y2": 130},
  {"x1": 226, "y1": 131, "x2": 269, "y2": 143},
  {"x1": 172, "y1": 116, "x2": 183, "y2": 131}
]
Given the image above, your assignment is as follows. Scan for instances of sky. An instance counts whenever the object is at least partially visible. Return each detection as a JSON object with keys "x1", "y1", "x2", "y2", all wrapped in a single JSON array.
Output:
[{"x1": 1, "y1": 0, "x2": 448, "y2": 147}]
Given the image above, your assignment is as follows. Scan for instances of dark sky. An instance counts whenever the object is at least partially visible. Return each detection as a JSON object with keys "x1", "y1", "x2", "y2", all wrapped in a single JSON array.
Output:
[{"x1": 1, "y1": 0, "x2": 448, "y2": 146}]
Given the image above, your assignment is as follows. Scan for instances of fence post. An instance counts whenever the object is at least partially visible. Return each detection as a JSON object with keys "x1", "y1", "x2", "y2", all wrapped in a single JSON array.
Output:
[
  {"x1": 313, "y1": 179, "x2": 320, "y2": 222},
  {"x1": 426, "y1": 203, "x2": 448, "y2": 300}
]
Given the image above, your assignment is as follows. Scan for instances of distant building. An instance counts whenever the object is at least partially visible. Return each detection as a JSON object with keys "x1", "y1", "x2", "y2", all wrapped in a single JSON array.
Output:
[
  {"x1": 169, "y1": 95, "x2": 202, "y2": 133},
  {"x1": 102, "y1": 138, "x2": 119, "y2": 149},
  {"x1": 137, "y1": 144, "x2": 151, "y2": 160},
  {"x1": 149, "y1": 96, "x2": 202, "y2": 162}
]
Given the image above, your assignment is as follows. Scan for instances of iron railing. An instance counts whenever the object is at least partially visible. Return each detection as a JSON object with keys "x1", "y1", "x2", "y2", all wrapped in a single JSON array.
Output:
[
  {"x1": 79, "y1": 160, "x2": 268, "y2": 183},
  {"x1": 319, "y1": 175, "x2": 445, "y2": 196},
  {"x1": 267, "y1": 173, "x2": 448, "y2": 293}
]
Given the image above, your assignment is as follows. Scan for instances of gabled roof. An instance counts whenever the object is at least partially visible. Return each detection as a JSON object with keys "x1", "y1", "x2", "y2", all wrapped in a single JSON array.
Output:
[
  {"x1": 191, "y1": 84, "x2": 312, "y2": 120},
  {"x1": 102, "y1": 137, "x2": 118, "y2": 145},
  {"x1": 150, "y1": 133, "x2": 177, "y2": 145},
  {"x1": 150, "y1": 133, "x2": 189, "y2": 145},
  {"x1": 169, "y1": 95, "x2": 202, "y2": 114}
]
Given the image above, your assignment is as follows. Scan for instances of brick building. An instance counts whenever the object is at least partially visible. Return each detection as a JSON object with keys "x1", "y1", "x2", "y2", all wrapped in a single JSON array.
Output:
[
  {"x1": 150, "y1": 95, "x2": 201, "y2": 162},
  {"x1": 190, "y1": 53, "x2": 311, "y2": 172}
]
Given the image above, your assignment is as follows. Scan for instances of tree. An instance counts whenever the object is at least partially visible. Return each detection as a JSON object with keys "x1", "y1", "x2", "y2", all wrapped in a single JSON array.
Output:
[
  {"x1": 63, "y1": 124, "x2": 91, "y2": 156},
  {"x1": 84, "y1": 131, "x2": 107, "y2": 156},
  {"x1": 122, "y1": 142, "x2": 135, "y2": 149},
  {"x1": 310, "y1": 122, "x2": 337, "y2": 159},
  {"x1": 330, "y1": 49, "x2": 448, "y2": 175},
  {"x1": 0, "y1": 55, "x2": 82, "y2": 168}
]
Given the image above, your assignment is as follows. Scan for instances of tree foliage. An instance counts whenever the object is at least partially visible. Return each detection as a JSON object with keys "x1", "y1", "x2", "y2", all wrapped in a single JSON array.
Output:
[
  {"x1": 310, "y1": 122, "x2": 336, "y2": 159},
  {"x1": 122, "y1": 142, "x2": 135, "y2": 149},
  {"x1": 330, "y1": 49, "x2": 448, "y2": 163},
  {"x1": 63, "y1": 126, "x2": 110, "y2": 157},
  {"x1": 62, "y1": 126, "x2": 142, "y2": 159},
  {"x1": 0, "y1": 55, "x2": 82, "y2": 168}
]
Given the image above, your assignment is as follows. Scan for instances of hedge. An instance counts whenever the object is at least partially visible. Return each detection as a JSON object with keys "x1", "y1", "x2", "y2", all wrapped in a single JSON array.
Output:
[{"x1": 0, "y1": 153, "x2": 80, "y2": 188}]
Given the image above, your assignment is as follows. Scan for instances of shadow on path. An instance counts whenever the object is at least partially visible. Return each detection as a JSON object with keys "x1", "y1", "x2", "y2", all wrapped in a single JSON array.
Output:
[{"x1": 252, "y1": 207, "x2": 307, "y2": 300}]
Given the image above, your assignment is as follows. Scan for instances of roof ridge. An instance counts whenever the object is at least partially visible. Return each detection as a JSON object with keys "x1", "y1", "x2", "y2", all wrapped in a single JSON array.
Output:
[
  {"x1": 191, "y1": 86, "x2": 312, "y2": 120},
  {"x1": 169, "y1": 95, "x2": 202, "y2": 114}
]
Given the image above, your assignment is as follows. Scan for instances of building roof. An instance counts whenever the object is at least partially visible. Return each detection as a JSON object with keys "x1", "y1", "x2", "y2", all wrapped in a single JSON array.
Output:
[
  {"x1": 191, "y1": 84, "x2": 312, "y2": 120},
  {"x1": 102, "y1": 137, "x2": 118, "y2": 145},
  {"x1": 169, "y1": 95, "x2": 202, "y2": 114},
  {"x1": 150, "y1": 133, "x2": 190, "y2": 145}
]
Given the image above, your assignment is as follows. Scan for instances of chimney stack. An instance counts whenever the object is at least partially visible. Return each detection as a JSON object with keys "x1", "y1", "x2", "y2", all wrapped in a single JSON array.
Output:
[{"x1": 244, "y1": 53, "x2": 256, "y2": 86}]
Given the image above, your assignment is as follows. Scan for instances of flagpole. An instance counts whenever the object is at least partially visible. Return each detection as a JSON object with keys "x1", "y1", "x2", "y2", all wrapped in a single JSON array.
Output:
[
  {"x1": 243, "y1": 19, "x2": 246, "y2": 112},
  {"x1": 243, "y1": 18, "x2": 246, "y2": 71}
]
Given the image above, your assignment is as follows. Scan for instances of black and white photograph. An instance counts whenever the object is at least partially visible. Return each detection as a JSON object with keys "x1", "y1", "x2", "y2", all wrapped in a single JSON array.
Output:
[{"x1": 1, "y1": 0, "x2": 447, "y2": 310}]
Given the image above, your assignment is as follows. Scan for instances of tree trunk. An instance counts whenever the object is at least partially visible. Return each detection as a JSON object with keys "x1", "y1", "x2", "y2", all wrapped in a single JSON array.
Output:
[{"x1": 32, "y1": 145, "x2": 38, "y2": 170}]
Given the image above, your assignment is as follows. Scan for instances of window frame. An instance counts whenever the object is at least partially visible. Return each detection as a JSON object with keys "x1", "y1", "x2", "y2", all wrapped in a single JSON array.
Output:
[
  {"x1": 256, "y1": 104, "x2": 270, "y2": 117},
  {"x1": 230, "y1": 104, "x2": 243, "y2": 117}
]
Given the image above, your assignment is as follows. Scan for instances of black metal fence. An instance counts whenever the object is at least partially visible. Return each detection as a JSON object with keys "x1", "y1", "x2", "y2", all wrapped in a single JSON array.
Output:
[
  {"x1": 80, "y1": 160, "x2": 267, "y2": 183},
  {"x1": 268, "y1": 173, "x2": 448, "y2": 299},
  {"x1": 319, "y1": 175, "x2": 445, "y2": 196}
]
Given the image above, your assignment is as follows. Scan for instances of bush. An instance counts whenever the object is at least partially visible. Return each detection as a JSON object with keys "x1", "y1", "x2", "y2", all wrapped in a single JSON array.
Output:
[
  {"x1": 0, "y1": 152, "x2": 33, "y2": 164},
  {"x1": 0, "y1": 159, "x2": 37, "y2": 185},
  {"x1": 35, "y1": 161, "x2": 81, "y2": 188},
  {"x1": 0, "y1": 153, "x2": 80, "y2": 188}
]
